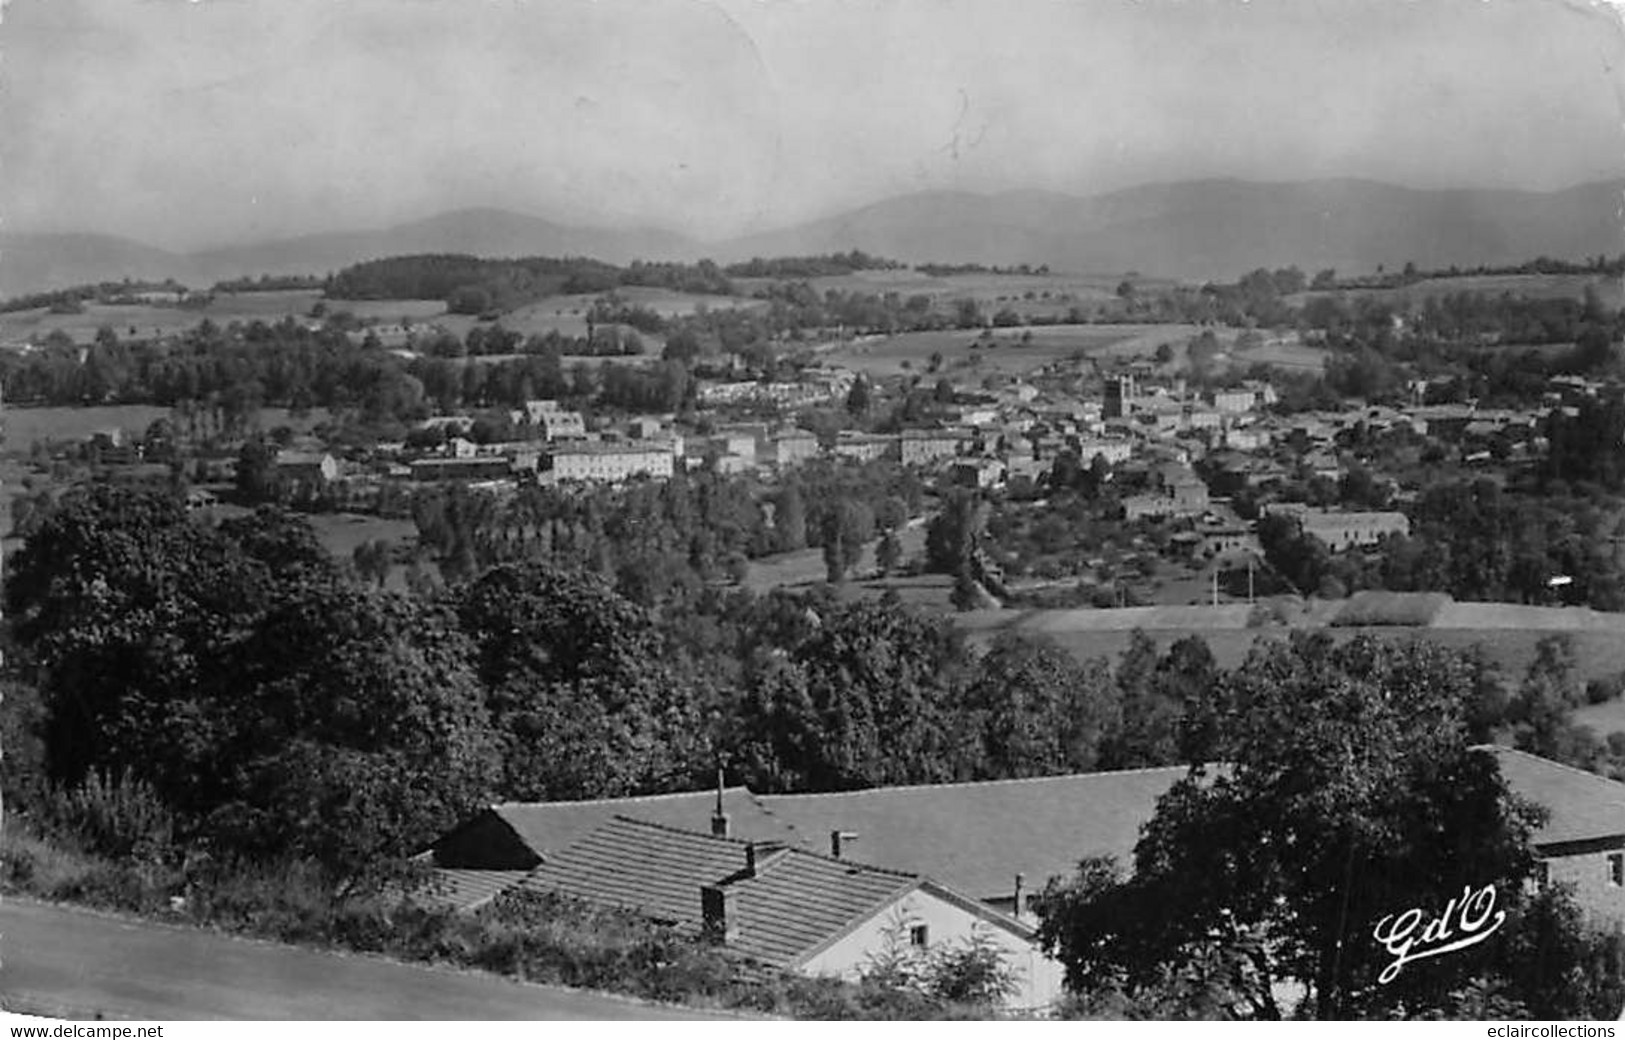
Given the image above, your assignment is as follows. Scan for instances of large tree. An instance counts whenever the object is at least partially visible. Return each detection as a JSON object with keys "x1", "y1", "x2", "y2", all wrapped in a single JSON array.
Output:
[
  {"x1": 214, "y1": 584, "x2": 498, "y2": 871},
  {"x1": 453, "y1": 561, "x2": 712, "y2": 800},
  {"x1": 1039, "y1": 633, "x2": 1609, "y2": 1019}
]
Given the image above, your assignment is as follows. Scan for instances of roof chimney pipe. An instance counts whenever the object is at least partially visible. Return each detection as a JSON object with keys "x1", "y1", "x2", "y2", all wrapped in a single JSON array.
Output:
[
  {"x1": 830, "y1": 830, "x2": 859, "y2": 859},
  {"x1": 1013, "y1": 872, "x2": 1025, "y2": 922},
  {"x1": 710, "y1": 766, "x2": 730, "y2": 838}
]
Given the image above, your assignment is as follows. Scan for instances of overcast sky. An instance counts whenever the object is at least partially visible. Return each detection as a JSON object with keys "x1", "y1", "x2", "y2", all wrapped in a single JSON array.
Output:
[{"x1": 3, "y1": 0, "x2": 1622, "y2": 250}]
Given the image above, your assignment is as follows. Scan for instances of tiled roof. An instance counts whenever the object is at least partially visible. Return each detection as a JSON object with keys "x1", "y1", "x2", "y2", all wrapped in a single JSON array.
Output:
[
  {"x1": 512, "y1": 816, "x2": 937, "y2": 969},
  {"x1": 756, "y1": 766, "x2": 1194, "y2": 900},
  {"x1": 482, "y1": 787, "x2": 798, "y2": 862},
  {"x1": 1480, "y1": 746, "x2": 1625, "y2": 848},
  {"x1": 418, "y1": 868, "x2": 532, "y2": 911}
]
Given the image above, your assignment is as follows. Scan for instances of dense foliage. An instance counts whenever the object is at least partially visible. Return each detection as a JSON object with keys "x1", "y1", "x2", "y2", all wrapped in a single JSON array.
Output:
[{"x1": 1038, "y1": 633, "x2": 1625, "y2": 1020}]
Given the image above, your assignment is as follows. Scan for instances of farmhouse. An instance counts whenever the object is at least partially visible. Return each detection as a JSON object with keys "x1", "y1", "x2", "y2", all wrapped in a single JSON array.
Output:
[
  {"x1": 422, "y1": 747, "x2": 1625, "y2": 990},
  {"x1": 1485, "y1": 746, "x2": 1625, "y2": 928},
  {"x1": 504, "y1": 816, "x2": 1062, "y2": 1010},
  {"x1": 274, "y1": 451, "x2": 339, "y2": 484}
]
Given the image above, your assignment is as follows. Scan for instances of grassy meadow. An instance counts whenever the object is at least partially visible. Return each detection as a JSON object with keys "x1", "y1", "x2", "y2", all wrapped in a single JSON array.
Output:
[{"x1": 818, "y1": 323, "x2": 1203, "y2": 378}]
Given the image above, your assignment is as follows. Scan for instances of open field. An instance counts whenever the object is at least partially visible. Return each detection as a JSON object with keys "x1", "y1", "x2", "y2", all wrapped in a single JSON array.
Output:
[
  {"x1": 302, "y1": 511, "x2": 420, "y2": 559},
  {"x1": 3, "y1": 404, "x2": 173, "y2": 449},
  {"x1": 0, "y1": 404, "x2": 332, "y2": 454},
  {"x1": 1289, "y1": 273, "x2": 1623, "y2": 310},
  {"x1": 0, "y1": 291, "x2": 330, "y2": 344},
  {"x1": 1576, "y1": 699, "x2": 1625, "y2": 738},
  {"x1": 1230, "y1": 334, "x2": 1328, "y2": 371},
  {"x1": 787, "y1": 269, "x2": 1177, "y2": 305},
  {"x1": 740, "y1": 521, "x2": 928, "y2": 594},
  {"x1": 499, "y1": 287, "x2": 764, "y2": 339},
  {"x1": 820, "y1": 323, "x2": 1203, "y2": 378}
]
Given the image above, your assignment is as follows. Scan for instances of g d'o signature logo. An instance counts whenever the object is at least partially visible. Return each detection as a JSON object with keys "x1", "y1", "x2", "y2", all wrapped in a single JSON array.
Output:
[{"x1": 1372, "y1": 884, "x2": 1507, "y2": 984}]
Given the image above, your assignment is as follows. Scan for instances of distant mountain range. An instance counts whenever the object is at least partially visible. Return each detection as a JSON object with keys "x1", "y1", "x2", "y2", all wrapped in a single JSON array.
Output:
[{"x1": 5, "y1": 178, "x2": 1623, "y2": 297}]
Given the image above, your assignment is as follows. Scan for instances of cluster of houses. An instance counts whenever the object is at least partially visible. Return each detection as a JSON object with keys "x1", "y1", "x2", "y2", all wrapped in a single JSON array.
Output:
[{"x1": 414, "y1": 746, "x2": 1625, "y2": 1012}]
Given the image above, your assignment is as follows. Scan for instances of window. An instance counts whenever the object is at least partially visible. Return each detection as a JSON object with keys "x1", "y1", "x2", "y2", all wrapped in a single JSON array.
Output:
[
  {"x1": 1610, "y1": 853, "x2": 1624, "y2": 888},
  {"x1": 909, "y1": 925, "x2": 929, "y2": 948}
]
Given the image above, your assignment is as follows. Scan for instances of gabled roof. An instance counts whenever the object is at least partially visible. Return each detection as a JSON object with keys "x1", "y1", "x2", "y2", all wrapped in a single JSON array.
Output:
[
  {"x1": 756, "y1": 766, "x2": 1193, "y2": 899},
  {"x1": 421, "y1": 868, "x2": 533, "y2": 912},
  {"x1": 429, "y1": 787, "x2": 797, "y2": 868},
  {"x1": 1479, "y1": 746, "x2": 1625, "y2": 849},
  {"x1": 512, "y1": 815, "x2": 1016, "y2": 970}
]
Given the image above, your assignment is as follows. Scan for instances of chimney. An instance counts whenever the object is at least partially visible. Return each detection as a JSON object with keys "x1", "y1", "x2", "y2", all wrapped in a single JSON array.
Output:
[
  {"x1": 1013, "y1": 873, "x2": 1025, "y2": 922},
  {"x1": 701, "y1": 884, "x2": 736, "y2": 944},
  {"x1": 830, "y1": 830, "x2": 859, "y2": 859},
  {"x1": 710, "y1": 767, "x2": 730, "y2": 838},
  {"x1": 745, "y1": 842, "x2": 759, "y2": 876}
]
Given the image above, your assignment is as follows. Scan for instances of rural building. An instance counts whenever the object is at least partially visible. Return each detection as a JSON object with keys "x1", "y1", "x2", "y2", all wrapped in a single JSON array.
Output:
[
  {"x1": 899, "y1": 429, "x2": 970, "y2": 467},
  {"x1": 274, "y1": 451, "x2": 338, "y2": 484},
  {"x1": 709, "y1": 426, "x2": 762, "y2": 464},
  {"x1": 1221, "y1": 426, "x2": 1270, "y2": 452},
  {"x1": 1298, "y1": 510, "x2": 1410, "y2": 552},
  {"x1": 520, "y1": 400, "x2": 587, "y2": 440},
  {"x1": 627, "y1": 416, "x2": 665, "y2": 440},
  {"x1": 950, "y1": 457, "x2": 1005, "y2": 489},
  {"x1": 1183, "y1": 408, "x2": 1224, "y2": 431},
  {"x1": 1208, "y1": 389, "x2": 1255, "y2": 414},
  {"x1": 761, "y1": 429, "x2": 820, "y2": 469},
  {"x1": 547, "y1": 440, "x2": 676, "y2": 483},
  {"x1": 1485, "y1": 747, "x2": 1625, "y2": 929},
  {"x1": 1199, "y1": 522, "x2": 1260, "y2": 558},
  {"x1": 424, "y1": 749, "x2": 1625, "y2": 984},
  {"x1": 409, "y1": 457, "x2": 518, "y2": 483},
  {"x1": 1071, "y1": 438, "x2": 1135, "y2": 466},
  {"x1": 1003, "y1": 454, "x2": 1053, "y2": 486},
  {"x1": 503, "y1": 816, "x2": 1062, "y2": 1010},
  {"x1": 1122, "y1": 465, "x2": 1210, "y2": 521},
  {"x1": 832, "y1": 432, "x2": 898, "y2": 463},
  {"x1": 424, "y1": 766, "x2": 1194, "y2": 922}
]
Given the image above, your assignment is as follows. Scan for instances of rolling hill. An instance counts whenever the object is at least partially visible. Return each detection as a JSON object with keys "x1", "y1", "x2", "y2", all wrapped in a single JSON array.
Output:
[
  {"x1": 6, "y1": 178, "x2": 1623, "y2": 296},
  {"x1": 0, "y1": 210, "x2": 701, "y2": 297},
  {"x1": 716, "y1": 178, "x2": 1625, "y2": 281}
]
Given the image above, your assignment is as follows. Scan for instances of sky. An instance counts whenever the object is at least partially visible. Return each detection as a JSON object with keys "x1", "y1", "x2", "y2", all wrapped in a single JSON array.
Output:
[{"x1": 2, "y1": 0, "x2": 1623, "y2": 250}]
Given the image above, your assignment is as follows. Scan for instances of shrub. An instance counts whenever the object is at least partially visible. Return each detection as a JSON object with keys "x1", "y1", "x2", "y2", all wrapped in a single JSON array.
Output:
[
  {"x1": 41, "y1": 770, "x2": 175, "y2": 862},
  {"x1": 1586, "y1": 674, "x2": 1625, "y2": 706}
]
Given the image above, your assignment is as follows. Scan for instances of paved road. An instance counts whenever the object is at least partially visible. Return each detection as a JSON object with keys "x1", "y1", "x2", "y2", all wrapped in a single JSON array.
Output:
[{"x1": 0, "y1": 899, "x2": 726, "y2": 1020}]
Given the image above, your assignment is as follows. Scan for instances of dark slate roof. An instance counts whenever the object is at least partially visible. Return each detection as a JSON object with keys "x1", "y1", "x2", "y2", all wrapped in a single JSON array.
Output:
[
  {"x1": 1480, "y1": 746, "x2": 1625, "y2": 848},
  {"x1": 432, "y1": 787, "x2": 797, "y2": 869},
  {"x1": 513, "y1": 815, "x2": 932, "y2": 969},
  {"x1": 755, "y1": 765, "x2": 1194, "y2": 900}
]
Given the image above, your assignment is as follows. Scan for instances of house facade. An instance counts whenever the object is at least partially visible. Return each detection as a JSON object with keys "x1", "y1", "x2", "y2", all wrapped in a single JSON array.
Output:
[
  {"x1": 547, "y1": 440, "x2": 676, "y2": 483},
  {"x1": 1486, "y1": 746, "x2": 1625, "y2": 929},
  {"x1": 476, "y1": 814, "x2": 1064, "y2": 1010}
]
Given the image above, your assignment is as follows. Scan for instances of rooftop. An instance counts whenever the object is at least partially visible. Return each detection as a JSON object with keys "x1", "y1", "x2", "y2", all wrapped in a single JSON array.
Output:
[
  {"x1": 1479, "y1": 746, "x2": 1625, "y2": 849},
  {"x1": 513, "y1": 815, "x2": 940, "y2": 969}
]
